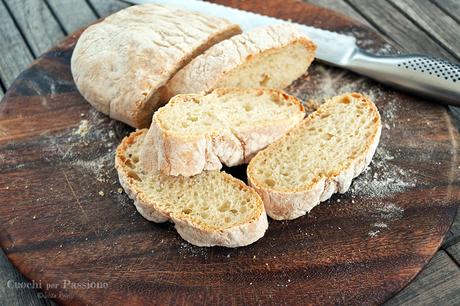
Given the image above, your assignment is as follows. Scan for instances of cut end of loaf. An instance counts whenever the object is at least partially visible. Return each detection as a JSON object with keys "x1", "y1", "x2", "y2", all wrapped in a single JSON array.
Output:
[
  {"x1": 165, "y1": 24, "x2": 317, "y2": 99},
  {"x1": 248, "y1": 92, "x2": 382, "y2": 220},
  {"x1": 115, "y1": 129, "x2": 268, "y2": 247},
  {"x1": 215, "y1": 38, "x2": 316, "y2": 90}
]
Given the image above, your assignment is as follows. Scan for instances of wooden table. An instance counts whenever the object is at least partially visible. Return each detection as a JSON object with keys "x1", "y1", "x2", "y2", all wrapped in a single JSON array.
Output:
[{"x1": 0, "y1": 0, "x2": 459, "y2": 305}]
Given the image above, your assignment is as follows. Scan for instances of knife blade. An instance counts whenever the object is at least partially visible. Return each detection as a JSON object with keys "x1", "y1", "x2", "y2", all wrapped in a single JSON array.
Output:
[{"x1": 122, "y1": 0, "x2": 460, "y2": 105}]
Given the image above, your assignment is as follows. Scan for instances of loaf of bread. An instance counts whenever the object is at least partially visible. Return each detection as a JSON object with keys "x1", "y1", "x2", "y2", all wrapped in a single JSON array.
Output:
[
  {"x1": 140, "y1": 88, "x2": 305, "y2": 176},
  {"x1": 247, "y1": 93, "x2": 381, "y2": 220},
  {"x1": 116, "y1": 129, "x2": 268, "y2": 247},
  {"x1": 71, "y1": 4, "x2": 241, "y2": 128},
  {"x1": 165, "y1": 24, "x2": 317, "y2": 99}
]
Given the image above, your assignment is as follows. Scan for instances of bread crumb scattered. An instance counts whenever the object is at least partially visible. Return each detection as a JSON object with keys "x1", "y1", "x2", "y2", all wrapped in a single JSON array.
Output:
[
  {"x1": 74, "y1": 119, "x2": 91, "y2": 136},
  {"x1": 32, "y1": 216, "x2": 36, "y2": 220},
  {"x1": 304, "y1": 99, "x2": 321, "y2": 113},
  {"x1": 99, "y1": 190, "x2": 105, "y2": 196},
  {"x1": 117, "y1": 188, "x2": 123, "y2": 194},
  {"x1": 368, "y1": 230, "x2": 380, "y2": 238}
]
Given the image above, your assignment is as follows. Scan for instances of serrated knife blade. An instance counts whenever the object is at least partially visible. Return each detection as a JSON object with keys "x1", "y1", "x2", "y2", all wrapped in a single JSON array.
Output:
[{"x1": 121, "y1": 0, "x2": 460, "y2": 106}]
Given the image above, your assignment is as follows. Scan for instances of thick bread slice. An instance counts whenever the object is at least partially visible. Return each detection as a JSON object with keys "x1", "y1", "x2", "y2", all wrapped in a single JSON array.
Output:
[
  {"x1": 116, "y1": 129, "x2": 268, "y2": 247},
  {"x1": 71, "y1": 4, "x2": 241, "y2": 128},
  {"x1": 247, "y1": 93, "x2": 382, "y2": 220},
  {"x1": 140, "y1": 88, "x2": 306, "y2": 177},
  {"x1": 165, "y1": 24, "x2": 316, "y2": 99}
]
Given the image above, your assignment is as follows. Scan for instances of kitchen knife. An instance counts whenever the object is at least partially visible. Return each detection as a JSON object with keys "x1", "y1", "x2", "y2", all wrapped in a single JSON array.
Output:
[{"x1": 124, "y1": 0, "x2": 460, "y2": 106}]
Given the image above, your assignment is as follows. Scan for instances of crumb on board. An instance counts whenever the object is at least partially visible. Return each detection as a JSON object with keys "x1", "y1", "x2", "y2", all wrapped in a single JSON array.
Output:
[
  {"x1": 368, "y1": 230, "x2": 380, "y2": 238},
  {"x1": 117, "y1": 188, "x2": 123, "y2": 194},
  {"x1": 99, "y1": 190, "x2": 105, "y2": 196},
  {"x1": 74, "y1": 119, "x2": 91, "y2": 137}
]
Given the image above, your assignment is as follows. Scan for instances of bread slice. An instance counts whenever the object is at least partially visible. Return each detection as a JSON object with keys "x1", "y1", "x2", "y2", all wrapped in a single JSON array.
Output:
[
  {"x1": 247, "y1": 93, "x2": 382, "y2": 220},
  {"x1": 140, "y1": 88, "x2": 306, "y2": 177},
  {"x1": 71, "y1": 4, "x2": 241, "y2": 128},
  {"x1": 116, "y1": 129, "x2": 268, "y2": 247},
  {"x1": 165, "y1": 24, "x2": 316, "y2": 99}
]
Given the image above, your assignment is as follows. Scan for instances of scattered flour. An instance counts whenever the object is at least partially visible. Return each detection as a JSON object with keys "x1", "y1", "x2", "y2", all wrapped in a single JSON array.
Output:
[
  {"x1": 39, "y1": 108, "x2": 129, "y2": 199},
  {"x1": 372, "y1": 222, "x2": 388, "y2": 229},
  {"x1": 350, "y1": 148, "x2": 416, "y2": 198},
  {"x1": 375, "y1": 203, "x2": 404, "y2": 220}
]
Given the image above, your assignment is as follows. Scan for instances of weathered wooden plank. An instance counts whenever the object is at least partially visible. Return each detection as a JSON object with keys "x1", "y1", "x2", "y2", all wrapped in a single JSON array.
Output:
[
  {"x1": 87, "y1": 0, "x2": 130, "y2": 17},
  {"x1": 447, "y1": 241, "x2": 460, "y2": 266},
  {"x1": 432, "y1": 0, "x2": 460, "y2": 23},
  {"x1": 4, "y1": 0, "x2": 65, "y2": 57},
  {"x1": 0, "y1": 1, "x2": 34, "y2": 89},
  {"x1": 444, "y1": 206, "x2": 460, "y2": 249},
  {"x1": 46, "y1": 0, "x2": 97, "y2": 34},
  {"x1": 346, "y1": 0, "x2": 456, "y2": 61},
  {"x1": 0, "y1": 249, "x2": 54, "y2": 306},
  {"x1": 389, "y1": 0, "x2": 460, "y2": 62},
  {"x1": 304, "y1": 0, "x2": 375, "y2": 29},
  {"x1": 385, "y1": 251, "x2": 460, "y2": 306}
]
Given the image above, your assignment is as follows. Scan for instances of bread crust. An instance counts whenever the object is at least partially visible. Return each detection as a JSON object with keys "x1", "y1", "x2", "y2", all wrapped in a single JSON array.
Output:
[
  {"x1": 165, "y1": 24, "x2": 317, "y2": 98},
  {"x1": 116, "y1": 130, "x2": 268, "y2": 247},
  {"x1": 247, "y1": 93, "x2": 382, "y2": 220},
  {"x1": 140, "y1": 88, "x2": 305, "y2": 176},
  {"x1": 71, "y1": 4, "x2": 241, "y2": 128}
]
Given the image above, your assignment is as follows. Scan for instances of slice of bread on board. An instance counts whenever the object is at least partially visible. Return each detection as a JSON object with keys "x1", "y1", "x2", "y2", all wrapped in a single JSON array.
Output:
[
  {"x1": 116, "y1": 129, "x2": 268, "y2": 247},
  {"x1": 165, "y1": 24, "x2": 317, "y2": 99},
  {"x1": 247, "y1": 93, "x2": 382, "y2": 220},
  {"x1": 71, "y1": 4, "x2": 241, "y2": 128},
  {"x1": 140, "y1": 88, "x2": 306, "y2": 177}
]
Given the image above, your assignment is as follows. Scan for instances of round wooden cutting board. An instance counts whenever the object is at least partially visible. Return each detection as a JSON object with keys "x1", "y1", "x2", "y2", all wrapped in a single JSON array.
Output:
[{"x1": 0, "y1": 0, "x2": 459, "y2": 305}]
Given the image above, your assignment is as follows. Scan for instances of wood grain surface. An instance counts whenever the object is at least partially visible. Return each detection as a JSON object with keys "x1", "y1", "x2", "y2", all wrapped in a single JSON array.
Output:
[{"x1": 0, "y1": 0, "x2": 459, "y2": 305}]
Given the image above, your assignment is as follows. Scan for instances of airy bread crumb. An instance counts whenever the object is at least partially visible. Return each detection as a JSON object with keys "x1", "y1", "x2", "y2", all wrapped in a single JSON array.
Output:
[
  {"x1": 248, "y1": 92, "x2": 382, "y2": 220},
  {"x1": 140, "y1": 88, "x2": 305, "y2": 176},
  {"x1": 116, "y1": 130, "x2": 268, "y2": 247}
]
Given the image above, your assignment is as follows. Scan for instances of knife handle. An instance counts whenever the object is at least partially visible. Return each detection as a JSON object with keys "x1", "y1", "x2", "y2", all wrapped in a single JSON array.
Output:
[{"x1": 346, "y1": 50, "x2": 460, "y2": 106}]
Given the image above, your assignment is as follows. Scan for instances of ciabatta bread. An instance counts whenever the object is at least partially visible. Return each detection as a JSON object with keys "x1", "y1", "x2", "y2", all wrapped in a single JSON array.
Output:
[
  {"x1": 140, "y1": 88, "x2": 305, "y2": 177},
  {"x1": 71, "y1": 4, "x2": 241, "y2": 128},
  {"x1": 247, "y1": 93, "x2": 382, "y2": 220},
  {"x1": 116, "y1": 129, "x2": 268, "y2": 247},
  {"x1": 165, "y1": 24, "x2": 316, "y2": 99}
]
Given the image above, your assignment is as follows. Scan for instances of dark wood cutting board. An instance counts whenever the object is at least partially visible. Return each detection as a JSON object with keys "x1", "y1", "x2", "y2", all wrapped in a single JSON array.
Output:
[{"x1": 0, "y1": 0, "x2": 459, "y2": 305}]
